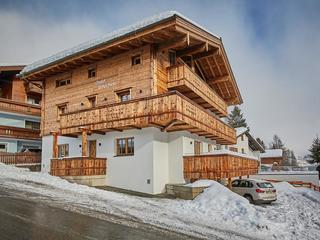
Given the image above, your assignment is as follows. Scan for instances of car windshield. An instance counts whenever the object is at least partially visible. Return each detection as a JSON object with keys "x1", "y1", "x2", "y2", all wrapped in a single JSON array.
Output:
[{"x1": 257, "y1": 182, "x2": 274, "y2": 188}]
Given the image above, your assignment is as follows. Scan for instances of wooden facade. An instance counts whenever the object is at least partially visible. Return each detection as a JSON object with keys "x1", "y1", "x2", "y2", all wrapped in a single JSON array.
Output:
[
  {"x1": 19, "y1": 13, "x2": 252, "y2": 180},
  {"x1": 183, "y1": 154, "x2": 259, "y2": 180},
  {"x1": 0, "y1": 125, "x2": 41, "y2": 140},
  {"x1": 50, "y1": 157, "x2": 107, "y2": 176},
  {"x1": 261, "y1": 157, "x2": 284, "y2": 165}
]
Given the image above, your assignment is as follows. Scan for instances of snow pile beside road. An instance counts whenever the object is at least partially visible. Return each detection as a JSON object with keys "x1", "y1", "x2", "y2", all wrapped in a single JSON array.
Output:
[{"x1": 191, "y1": 181, "x2": 271, "y2": 231}]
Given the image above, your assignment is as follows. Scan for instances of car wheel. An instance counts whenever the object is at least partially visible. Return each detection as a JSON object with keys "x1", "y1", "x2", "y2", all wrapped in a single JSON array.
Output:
[{"x1": 244, "y1": 194, "x2": 253, "y2": 203}]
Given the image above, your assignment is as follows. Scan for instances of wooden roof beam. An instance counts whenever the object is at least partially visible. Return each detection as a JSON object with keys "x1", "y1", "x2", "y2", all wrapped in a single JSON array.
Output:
[
  {"x1": 161, "y1": 120, "x2": 178, "y2": 132},
  {"x1": 158, "y1": 35, "x2": 189, "y2": 50},
  {"x1": 193, "y1": 48, "x2": 218, "y2": 61},
  {"x1": 207, "y1": 75, "x2": 230, "y2": 85},
  {"x1": 176, "y1": 43, "x2": 206, "y2": 57}
]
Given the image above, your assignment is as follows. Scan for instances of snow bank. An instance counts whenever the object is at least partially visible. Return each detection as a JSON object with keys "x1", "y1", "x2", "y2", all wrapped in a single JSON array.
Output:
[
  {"x1": 184, "y1": 179, "x2": 216, "y2": 187},
  {"x1": 192, "y1": 181, "x2": 270, "y2": 231}
]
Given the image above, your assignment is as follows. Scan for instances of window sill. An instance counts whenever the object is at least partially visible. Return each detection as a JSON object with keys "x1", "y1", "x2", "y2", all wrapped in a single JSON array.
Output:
[{"x1": 114, "y1": 154, "x2": 134, "y2": 157}]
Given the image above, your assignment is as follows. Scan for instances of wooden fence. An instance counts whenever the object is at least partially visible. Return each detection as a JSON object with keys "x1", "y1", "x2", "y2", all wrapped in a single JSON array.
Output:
[
  {"x1": 184, "y1": 153, "x2": 259, "y2": 180},
  {"x1": 267, "y1": 179, "x2": 320, "y2": 192},
  {"x1": 50, "y1": 157, "x2": 107, "y2": 176},
  {"x1": 0, "y1": 152, "x2": 41, "y2": 165}
]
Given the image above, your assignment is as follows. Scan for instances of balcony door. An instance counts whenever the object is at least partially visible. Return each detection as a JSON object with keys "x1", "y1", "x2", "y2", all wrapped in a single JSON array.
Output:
[
  {"x1": 194, "y1": 141, "x2": 202, "y2": 155},
  {"x1": 89, "y1": 140, "x2": 97, "y2": 158}
]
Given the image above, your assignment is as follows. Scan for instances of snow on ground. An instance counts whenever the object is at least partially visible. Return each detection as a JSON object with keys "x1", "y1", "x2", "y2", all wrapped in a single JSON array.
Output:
[{"x1": 0, "y1": 164, "x2": 319, "y2": 240}]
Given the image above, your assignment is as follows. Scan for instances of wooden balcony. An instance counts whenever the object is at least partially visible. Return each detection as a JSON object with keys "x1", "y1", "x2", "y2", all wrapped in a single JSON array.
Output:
[
  {"x1": 0, "y1": 97, "x2": 41, "y2": 116},
  {"x1": 0, "y1": 152, "x2": 41, "y2": 165},
  {"x1": 0, "y1": 125, "x2": 41, "y2": 140},
  {"x1": 60, "y1": 91, "x2": 236, "y2": 145},
  {"x1": 183, "y1": 152, "x2": 259, "y2": 180},
  {"x1": 50, "y1": 157, "x2": 107, "y2": 176},
  {"x1": 168, "y1": 63, "x2": 228, "y2": 117}
]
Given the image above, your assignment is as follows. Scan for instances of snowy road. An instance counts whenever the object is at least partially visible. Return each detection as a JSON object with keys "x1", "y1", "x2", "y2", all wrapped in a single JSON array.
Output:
[
  {"x1": 0, "y1": 186, "x2": 196, "y2": 240},
  {"x1": 0, "y1": 164, "x2": 319, "y2": 240}
]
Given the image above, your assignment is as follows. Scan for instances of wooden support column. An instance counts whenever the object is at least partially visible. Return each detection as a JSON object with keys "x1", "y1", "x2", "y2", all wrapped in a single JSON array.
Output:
[
  {"x1": 51, "y1": 131, "x2": 59, "y2": 159},
  {"x1": 80, "y1": 127, "x2": 88, "y2": 157},
  {"x1": 239, "y1": 176, "x2": 242, "y2": 179},
  {"x1": 227, "y1": 177, "x2": 232, "y2": 190}
]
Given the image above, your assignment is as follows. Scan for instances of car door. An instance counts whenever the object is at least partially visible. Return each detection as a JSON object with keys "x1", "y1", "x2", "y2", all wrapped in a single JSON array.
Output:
[
  {"x1": 238, "y1": 180, "x2": 249, "y2": 196},
  {"x1": 232, "y1": 180, "x2": 241, "y2": 194}
]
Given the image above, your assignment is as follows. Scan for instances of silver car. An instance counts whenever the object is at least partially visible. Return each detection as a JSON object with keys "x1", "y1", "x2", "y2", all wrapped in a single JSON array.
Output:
[{"x1": 231, "y1": 179, "x2": 277, "y2": 204}]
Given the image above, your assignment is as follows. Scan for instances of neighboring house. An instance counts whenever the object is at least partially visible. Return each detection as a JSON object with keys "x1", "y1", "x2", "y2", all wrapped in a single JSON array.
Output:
[
  {"x1": 222, "y1": 127, "x2": 265, "y2": 158},
  {"x1": 19, "y1": 11, "x2": 259, "y2": 194},
  {"x1": 260, "y1": 149, "x2": 284, "y2": 167},
  {"x1": 0, "y1": 65, "x2": 42, "y2": 153}
]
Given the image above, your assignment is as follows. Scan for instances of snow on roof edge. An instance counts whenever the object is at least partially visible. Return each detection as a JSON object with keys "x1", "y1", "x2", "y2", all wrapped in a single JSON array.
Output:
[
  {"x1": 261, "y1": 149, "x2": 283, "y2": 158},
  {"x1": 21, "y1": 11, "x2": 220, "y2": 76}
]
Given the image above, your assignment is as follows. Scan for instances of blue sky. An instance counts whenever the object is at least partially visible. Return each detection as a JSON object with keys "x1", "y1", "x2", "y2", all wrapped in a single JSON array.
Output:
[{"x1": 0, "y1": 0, "x2": 319, "y2": 157}]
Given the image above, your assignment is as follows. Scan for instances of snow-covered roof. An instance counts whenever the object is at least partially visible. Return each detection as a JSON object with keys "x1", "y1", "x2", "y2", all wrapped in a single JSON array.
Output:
[
  {"x1": 20, "y1": 11, "x2": 219, "y2": 76},
  {"x1": 235, "y1": 127, "x2": 248, "y2": 137},
  {"x1": 261, "y1": 149, "x2": 283, "y2": 158}
]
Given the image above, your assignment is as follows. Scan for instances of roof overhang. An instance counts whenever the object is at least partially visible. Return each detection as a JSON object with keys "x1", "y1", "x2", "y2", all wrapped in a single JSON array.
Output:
[{"x1": 19, "y1": 12, "x2": 242, "y2": 105}]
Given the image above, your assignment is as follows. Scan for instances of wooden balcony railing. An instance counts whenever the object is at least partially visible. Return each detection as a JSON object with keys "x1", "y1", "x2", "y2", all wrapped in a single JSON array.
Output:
[
  {"x1": 50, "y1": 157, "x2": 107, "y2": 176},
  {"x1": 0, "y1": 125, "x2": 41, "y2": 140},
  {"x1": 60, "y1": 91, "x2": 236, "y2": 145},
  {"x1": 0, "y1": 152, "x2": 41, "y2": 165},
  {"x1": 183, "y1": 152, "x2": 259, "y2": 180},
  {"x1": 0, "y1": 98, "x2": 41, "y2": 116},
  {"x1": 168, "y1": 63, "x2": 228, "y2": 117}
]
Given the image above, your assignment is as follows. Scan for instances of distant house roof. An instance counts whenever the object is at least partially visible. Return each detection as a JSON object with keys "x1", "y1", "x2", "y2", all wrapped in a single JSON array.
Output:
[
  {"x1": 235, "y1": 127, "x2": 265, "y2": 152},
  {"x1": 20, "y1": 11, "x2": 218, "y2": 76},
  {"x1": 261, "y1": 149, "x2": 283, "y2": 158},
  {"x1": 0, "y1": 64, "x2": 25, "y2": 72},
  {"x1": 235, "y1": 127, "x2": 248, "y2": 137}
]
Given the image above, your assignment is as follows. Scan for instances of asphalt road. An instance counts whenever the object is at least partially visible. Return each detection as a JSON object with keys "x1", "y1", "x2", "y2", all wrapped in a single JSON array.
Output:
[{"x1": 0, "y1": 187, "x2": 196, "y2": 240}]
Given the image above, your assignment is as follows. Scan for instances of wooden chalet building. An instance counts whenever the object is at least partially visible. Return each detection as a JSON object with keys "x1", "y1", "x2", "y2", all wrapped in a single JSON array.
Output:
[
  {"x1": 0, "y1": 65, "x2": 42, "y2": 165},
  {"x1": 20, "y1": 11, "x2": 259, "y2": 193}
]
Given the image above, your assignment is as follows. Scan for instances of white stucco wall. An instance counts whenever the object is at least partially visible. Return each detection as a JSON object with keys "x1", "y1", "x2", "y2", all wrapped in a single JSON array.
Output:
[{"x1": 41, "y1": 127, "x2": 216, "y2": 194}]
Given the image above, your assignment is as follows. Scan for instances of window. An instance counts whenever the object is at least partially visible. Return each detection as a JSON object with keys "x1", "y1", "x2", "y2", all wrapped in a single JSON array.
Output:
[
  {"x1": 116, "y1": 89, "x2": 131, "y2": 102},
  {"x1": 232, "y1": 180, "x2": 240, "y2": 187},
  {"x1": 87, "y1": 96, "x2": 97, "y2": 108},
  {"x1": 131, "y1": 54, "x2": 141, "y2": 66},
  {"x1": 241, "y1": 148, "x2": 245, "y2": 154},
  {"x1": 25, "y1": 120, "x2": 40, "y2": 130},
  {"x1": 0, "y1": 143, "x2": 7, "y2": 152},
  {"x1": 56, "y1": 79, "x2": 71, "y2": 88},
  {"x1": 208, "y1": 144, "x2": 213, "y2": 152},
  {"x1": 58, "y1": 144, "x2": 69, "y2": 158},
  {"x1": 241, "y1": 135, "x2": 244, "y2": 141},
  {"x1": 27, "y1": 96, "x2": 41, "y2": 105},
  {"x1": 116, "y1": 137, "x2": 134, "y2": 156},
  {"x1": 57, "y1": 104, "x2": 67, "y2": 120},
  {"x1": 88, "y1": 67, "x2": 96, "y2": 78},
  {"x1": 229, "y1": 147, "x2": 238, "y2": 152}
]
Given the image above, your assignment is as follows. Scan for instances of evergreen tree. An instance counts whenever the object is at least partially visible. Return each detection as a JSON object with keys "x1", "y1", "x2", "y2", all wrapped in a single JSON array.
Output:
[
  {"x1": 269, "y1": 134, "x2": 284, "y2": 149},
  {"x1": 256, "y1": 137, "x2": 266, "y2": 150},
  {"x1": 308, "y1": 135, "x2": 320, "y2": 164},
  {"x1": 227, "y1": 106, "x2": 248, "y2": 129}
]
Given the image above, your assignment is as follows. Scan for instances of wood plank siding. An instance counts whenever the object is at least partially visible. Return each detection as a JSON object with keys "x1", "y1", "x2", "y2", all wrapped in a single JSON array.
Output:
[
  {"x1": 50, "y1": 157, "x2": 107, "y2": 176},
  {"x1": 0, "y1": 125, "x2": 41, "y2": 140},
  {"x1": 0, "y1": 152, "x2": 41, "y2": 165},
  {"x1": 59, "y1": 91, "x2": 236, "y2": 145},
  {"x1": 167, "y1": 63, "x2": 228, "y2": 116},
  {"x1": 183, "y1": 154, "x2": 259, "y2": 180},
  {"x1": 0, "y1": 97, "x2": 41, "y2": 116}
]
